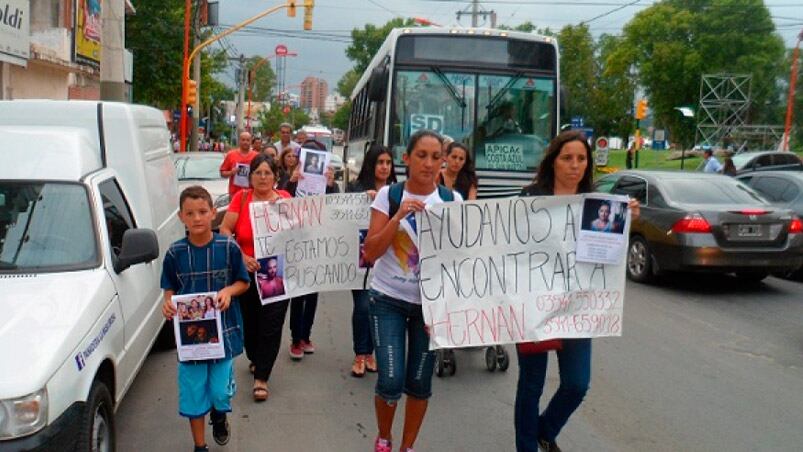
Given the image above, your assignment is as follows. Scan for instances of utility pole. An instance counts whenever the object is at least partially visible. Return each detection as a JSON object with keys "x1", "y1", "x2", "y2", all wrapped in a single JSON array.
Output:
[
  {"x1": 190, "y1": 2, "x2": 201, "y2": 153},
  {"x1": 456, "y1": 0, "x2": 495, "y2": 27},
  {"x1": 235, "y1": 54, "x2": 246, "y2": 139}
]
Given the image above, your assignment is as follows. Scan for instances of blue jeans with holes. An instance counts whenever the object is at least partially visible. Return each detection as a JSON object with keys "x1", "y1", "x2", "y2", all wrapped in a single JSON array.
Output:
[
  {"x1": 368, "y1": 290, "x2": 435, "y2": 402},
  {"x1": 351, "y1": 290, "x2": 374, "y2": 355},
  {"x1": 514, "y1": 338, "x2": 592, "y2": 451}
]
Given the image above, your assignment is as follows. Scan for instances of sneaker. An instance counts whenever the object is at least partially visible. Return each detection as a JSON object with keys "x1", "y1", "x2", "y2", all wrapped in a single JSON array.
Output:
[
  {"x1": 374, "y1": 437, "x2": 392, "y2": 452},
  {"x1": 301, "y1": 340, "x2": 316, "y2": 354},
  {"x1": 193, "y1": 446, "x2": 209, "y2": 452},
  {"x1": 538, "y1": 438, "x2": 562, "y2": 452},
  {"x1": 365, "y1": 355, "x2": 378, "y2": 373},
  {"x1": 210, "y1": 411, "x2": 230, "y2": 446},
  {"x1": 289, "y1": 342, "x2": 304, "y2": 360}
]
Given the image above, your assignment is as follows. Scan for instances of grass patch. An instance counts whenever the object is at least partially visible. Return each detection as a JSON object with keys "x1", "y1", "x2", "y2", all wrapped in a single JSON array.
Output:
[{"x1": 595, "y1": 149, "x2": 803, "y2": 177}]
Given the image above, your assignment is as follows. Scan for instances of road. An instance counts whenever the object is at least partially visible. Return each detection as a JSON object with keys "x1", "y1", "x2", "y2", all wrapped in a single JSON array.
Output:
[{"x1": 116, "y1": 275, "x2": 803, "y2": 452}]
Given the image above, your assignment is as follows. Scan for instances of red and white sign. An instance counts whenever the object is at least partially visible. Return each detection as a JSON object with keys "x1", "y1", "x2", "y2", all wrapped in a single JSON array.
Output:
[
  {"x1": 595, "y1": 137, "x2": 610, "y2": 166},
  {"x1": 275, "y1": 44, "x2": 288, "y2": 56}
]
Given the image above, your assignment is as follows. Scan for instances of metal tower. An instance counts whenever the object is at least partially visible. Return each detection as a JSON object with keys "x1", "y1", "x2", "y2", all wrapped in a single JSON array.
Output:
[{"x1": 696, "y1": 74, "x2": 752, "y2": 148}]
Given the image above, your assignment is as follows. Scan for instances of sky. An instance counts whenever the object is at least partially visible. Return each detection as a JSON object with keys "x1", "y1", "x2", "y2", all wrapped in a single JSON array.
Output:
[{"x1": 215, "y1": 0, "x2": 803, "y2": 95}]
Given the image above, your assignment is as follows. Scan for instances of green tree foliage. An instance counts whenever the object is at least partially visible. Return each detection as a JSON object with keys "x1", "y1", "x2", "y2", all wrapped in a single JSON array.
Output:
[
  {"x1": 558, "y1": 24, "x2": 596, "y2": 124},
  {"x1": 346, "y1": 18, "x2": 417, "y2": 74},
  {"x1": 126, "y1": 0, "x2": 230, "y2": 110},
  {"x1": 332, "y1": 101, "x2": 351, "y2": 130},
  {"x1": 245, "y1": 56, "x2": 276, "y2": 102},
  {"x1": 608, "y1": 0, "x2": 785, "y2": 146},
  {"x1": 590, "y1": 34, "x2": 637, "y2": 139},
  {"x1": 256, "y1": 105, "x2": 310, "y2": 139},
  {"x1": 337, "y1": 69, "x2": 360, "y2": 98}
]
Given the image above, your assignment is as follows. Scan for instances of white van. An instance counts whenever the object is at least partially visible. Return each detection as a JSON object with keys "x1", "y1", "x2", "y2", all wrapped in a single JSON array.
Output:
[{"x1": 0, "y1": 101, "x2": 182, "y2": 450}]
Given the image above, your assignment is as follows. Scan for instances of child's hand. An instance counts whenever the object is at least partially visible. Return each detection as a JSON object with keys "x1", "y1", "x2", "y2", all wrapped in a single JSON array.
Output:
[
  {"x1": 244, "y1": 255, "x2": 260, "y2": 273},
  {"x1": 216, "y1": 288, "x2": 233, "y2": 312},
  {"x1": 162, "y1": 296, "x2": 176, "y2": 320}
]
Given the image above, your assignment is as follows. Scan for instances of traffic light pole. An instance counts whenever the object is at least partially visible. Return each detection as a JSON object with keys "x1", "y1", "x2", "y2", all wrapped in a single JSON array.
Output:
[{"x1": 179, "y1": 0, "x2": 192, "y2": 153}]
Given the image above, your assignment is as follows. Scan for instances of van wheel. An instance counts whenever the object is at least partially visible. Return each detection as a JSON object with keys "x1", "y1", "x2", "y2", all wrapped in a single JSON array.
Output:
[
  {"x1": 76, "y1": 381, "x2": 115, "y2": 452},
  {"x1": 627, "y1": 236, "x2": 653, "y2": 283}
]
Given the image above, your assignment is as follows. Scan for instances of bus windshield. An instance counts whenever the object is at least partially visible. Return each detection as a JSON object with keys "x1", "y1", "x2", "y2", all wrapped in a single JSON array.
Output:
[{"x1": 391, "y1": 70, "x2": 554, "y2": 172}]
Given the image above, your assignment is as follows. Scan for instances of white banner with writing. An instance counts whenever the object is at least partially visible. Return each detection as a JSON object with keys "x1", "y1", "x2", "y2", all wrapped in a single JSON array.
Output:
[
  {"x1": 250, "y1": 193, "x2": 372, "y2": 303},
  {"x1": 418, "y1": 195, "x2": 628, "y2": 349}
]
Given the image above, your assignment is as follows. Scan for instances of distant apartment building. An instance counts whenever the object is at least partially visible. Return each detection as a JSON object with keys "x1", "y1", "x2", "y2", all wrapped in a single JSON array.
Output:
[
  {"x1": 324, "y1": 93, "x2": 346, "y2": 112},
  {"x1": 0, "y1": 0, "x2": 134, "y2": 101},
  {"x1": 300, "y1": 76, "x2": 328, "y2": 111}
]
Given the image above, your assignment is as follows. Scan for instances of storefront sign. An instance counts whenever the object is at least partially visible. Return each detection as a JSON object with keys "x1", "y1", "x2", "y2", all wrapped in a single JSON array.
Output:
[{"x1": 0, "y1": 0, "x2": 30, "y2": 66}]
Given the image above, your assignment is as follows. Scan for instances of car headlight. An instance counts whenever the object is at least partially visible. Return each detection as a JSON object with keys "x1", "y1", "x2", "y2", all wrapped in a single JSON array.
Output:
[
  {"x1": 0, "y1": 388, "x2": 48, "y2": 439},
  {"x1": 214, "y1": 194, "x2": 230, "y2": 210}
]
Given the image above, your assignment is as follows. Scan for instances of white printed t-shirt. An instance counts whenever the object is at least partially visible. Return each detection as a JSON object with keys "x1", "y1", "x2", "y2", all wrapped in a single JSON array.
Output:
[{"x1": 370, "y1": 185, "x2": 462, "y2": 304}]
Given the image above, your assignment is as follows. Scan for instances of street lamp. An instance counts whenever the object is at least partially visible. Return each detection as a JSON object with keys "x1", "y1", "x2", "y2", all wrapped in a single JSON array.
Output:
[{"x1": 674, "y1": 106, "x2": 695, "y2": 170}]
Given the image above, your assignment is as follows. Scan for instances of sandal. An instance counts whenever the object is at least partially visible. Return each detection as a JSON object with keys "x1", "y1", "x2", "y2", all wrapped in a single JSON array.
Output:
[
  {"x1": 351, "y1": 355, "x2": 366, "y2": 377},
  {"x1": 253, "y1": 380, "x2": 269, "y2": 402},
  {"x1": 365, "y1": 355, "x2": 377, "y2": 373}
]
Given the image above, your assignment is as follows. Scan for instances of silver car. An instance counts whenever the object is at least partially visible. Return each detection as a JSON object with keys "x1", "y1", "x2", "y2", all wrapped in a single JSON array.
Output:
[{"x1": 172, "y1": 152, "x2": 229, "y2": 229}]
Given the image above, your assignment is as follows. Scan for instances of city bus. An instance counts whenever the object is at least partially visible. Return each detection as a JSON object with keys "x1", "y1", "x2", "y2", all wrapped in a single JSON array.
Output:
[{"x1": 345, "y1": 27, "x2": 561, "y2": 197}]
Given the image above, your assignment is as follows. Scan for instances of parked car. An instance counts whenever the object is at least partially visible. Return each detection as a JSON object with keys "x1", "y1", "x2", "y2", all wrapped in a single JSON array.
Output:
[
  {"x1": 737, "y1": 171, "x2": 803, "y2": 279},
  {"x1": 172, "y1": 152, "x2": 228, "y2": 229},
  {"x1": 0, "y1": 100, "x2": 183, "y2": 450},
  {"x1": 730, "y1": 150, "x2": 803, "y2": 175},
  {"x1": 594, "y1": 170, "x2": 803, "y2": 283}
]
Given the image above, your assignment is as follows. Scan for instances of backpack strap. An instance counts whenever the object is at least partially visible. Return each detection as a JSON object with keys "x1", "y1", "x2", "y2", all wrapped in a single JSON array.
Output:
[
  {"x1": 437, "y1": 184, "x2": 455, "y2": 202},
  {"x1": 387, "y1": 182, "x2": 405, "y2": 219}
]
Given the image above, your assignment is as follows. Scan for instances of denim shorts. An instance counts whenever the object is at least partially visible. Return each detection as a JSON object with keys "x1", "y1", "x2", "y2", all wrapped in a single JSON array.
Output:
[
  {"x1": 178, "y1": 358, "x2": 235, "y2": 418},
  {"x1": 368, "y1": 290, "x2": 435, "y2": 402}
]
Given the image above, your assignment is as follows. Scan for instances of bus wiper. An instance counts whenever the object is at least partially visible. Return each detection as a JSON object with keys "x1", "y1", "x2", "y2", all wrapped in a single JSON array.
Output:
[
  {"x1": 431, "y1": 67, "x2": 466, "y2": 110},
  {"x1": 487, "y1": 71, "x2": 524, "y2": 111}
]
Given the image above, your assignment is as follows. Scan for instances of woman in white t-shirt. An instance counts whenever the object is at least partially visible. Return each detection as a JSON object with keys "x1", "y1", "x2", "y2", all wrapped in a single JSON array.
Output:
[{"x1": 363, "y1": 130, "x2": 462, "y2": 452}]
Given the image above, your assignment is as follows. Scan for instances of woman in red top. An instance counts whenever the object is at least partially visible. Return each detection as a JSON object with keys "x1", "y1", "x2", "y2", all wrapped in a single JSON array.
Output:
[{"x1": 220, "y1": 154, "x2": 290, "y2": 402}]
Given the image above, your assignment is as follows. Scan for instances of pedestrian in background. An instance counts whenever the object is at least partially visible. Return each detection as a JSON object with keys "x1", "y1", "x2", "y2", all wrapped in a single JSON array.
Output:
[
  {"x1": 625, "y1": 144, "x2": 634, "y2": 169},
  {"x1": 219, "y1": 131, "x2": 258, "y2": 198},
  {"x1": 516, "y1": 130, "x2": 640, "y2": 452},
  {"x1": 721, "y1": 157, "x2": 737, "y2": 176},
  {"x1": 274, "y1": 122, "x2": 301, "y2": 156},
  {"x1": 346, "y1": 144, "x2": 397, "y2": 377},
  {"x1": 363, "y1": 130, "x2": 462, "y2": 452},
  {"x1": 263, "y1": 144, "x2": 279, "y2": 160},
  {"x1": 220, "y1": 155, "x2": 291, "y2": 402},
  {"x1": 701, "y1": 149, "x2": 722, "y2": 173},
  {"x1": 437, "y1": 141, "x2": 478, "y2": 200},
  {"x1": 161, "y1": 186, "x2": 250, "y2": 451}
]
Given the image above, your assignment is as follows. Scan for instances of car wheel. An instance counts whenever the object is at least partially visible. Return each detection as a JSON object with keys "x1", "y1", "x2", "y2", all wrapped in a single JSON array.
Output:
[
  {"x1": 735, "y1": 272, "x2": 769, "y2": 283},
  {"x1": 627, "y1": 236, "x2": 653, "y2": 283},
  {"x1": 76, "y1": 381, "x2": 115, "y2": 452}
]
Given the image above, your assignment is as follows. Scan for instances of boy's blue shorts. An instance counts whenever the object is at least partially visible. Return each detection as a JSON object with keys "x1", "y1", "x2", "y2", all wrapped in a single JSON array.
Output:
[{"x1": 178, "y1": 358, "x2": 235, "y2": 419}]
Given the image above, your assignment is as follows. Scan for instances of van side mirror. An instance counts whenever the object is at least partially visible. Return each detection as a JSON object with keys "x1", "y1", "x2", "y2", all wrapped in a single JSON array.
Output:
[
  {"x1": 368, "y1": 65, "x2": 389, "y2": 102},
  {"x1": 115, "y1": 228, "x2": 159, "y2": 273}
]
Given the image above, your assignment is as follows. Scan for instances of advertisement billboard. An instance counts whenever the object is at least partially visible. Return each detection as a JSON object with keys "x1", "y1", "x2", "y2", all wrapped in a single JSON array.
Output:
[
  {"x1": 74, "y1": 0, "x2": 102, "y2": 67},
  {"x1": 0, "y1": 0, "x2": 30, "y2": 66}
]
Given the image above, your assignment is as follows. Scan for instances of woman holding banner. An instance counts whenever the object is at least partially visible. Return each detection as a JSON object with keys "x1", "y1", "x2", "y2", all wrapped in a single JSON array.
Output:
[
  {"x1": 220, "y1": 154, "x2": 291, "y2": 402},
  {"x1": 347, "y1": 144, "x2": 397, "y2": 377},
  {"x1": 437, "y1": 142, "x2": 478, "y2": 200},
  {"x1": 364, "y1": 130, "x2": 462, "y2": 452},
  {"x1": 515, "y1": 130, "x2": 639, "y2": 452}
]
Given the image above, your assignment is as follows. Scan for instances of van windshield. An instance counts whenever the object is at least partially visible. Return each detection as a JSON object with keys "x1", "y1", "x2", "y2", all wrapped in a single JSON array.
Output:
[{"x1": 0, "y1": 182, "x2": 98, "y2": 273}]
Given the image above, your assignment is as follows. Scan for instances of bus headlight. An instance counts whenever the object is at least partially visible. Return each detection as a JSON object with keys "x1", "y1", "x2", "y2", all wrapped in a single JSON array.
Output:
[{"x1": 0, "y1": 388, "x2": 48, "y2": 439}]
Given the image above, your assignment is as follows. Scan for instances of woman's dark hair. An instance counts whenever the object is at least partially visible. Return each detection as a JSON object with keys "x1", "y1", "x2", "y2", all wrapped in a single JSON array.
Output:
[
  {"x1": 302, "y1": 139, "x2": 327, "y2": 151},
  {"x1": 356, "y1": 144, "x2": 397, "y2": 189},
  {"x1": 249, "y1": 153, "x2": 280, "y2": 184},
  {"x1": 533, "y1": 130, "x2": 594, "y2": 194},
  {"x1": 406, "y1": 129, "x2": 443, "y2": 155},
  {"x1": 445, "y1": 142, "x2": 478, "y2": 196}
]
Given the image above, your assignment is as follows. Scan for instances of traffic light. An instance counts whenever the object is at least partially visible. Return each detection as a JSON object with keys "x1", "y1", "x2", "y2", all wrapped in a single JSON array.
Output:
[
  {"x1": 287, "y1": 0, "x2": 296, "y2": 17},
  {"x1": 635, "y1": 98, "x2": 648, "y2": 120},
  {"x1": 303, "y1": 0, "x2": 314, "y2": 30},
  {"x1": 186, "y1": 79, "x2": 198, "y2": 105}
]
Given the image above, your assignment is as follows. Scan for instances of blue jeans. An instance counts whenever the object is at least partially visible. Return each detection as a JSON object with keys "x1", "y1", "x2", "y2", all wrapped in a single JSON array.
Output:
[
  {"x1": 351, "y1": 290, "x2": 374, "y2": 355},
  {"x1": 368, "y1": 290, "x2": 435, "y2": 402},
  {"x1": 514, "y1": 339, "x2": 592, "y2": 451},
  {"x1": 290, "y1": 293, "x2": 318, "y2": 344}
]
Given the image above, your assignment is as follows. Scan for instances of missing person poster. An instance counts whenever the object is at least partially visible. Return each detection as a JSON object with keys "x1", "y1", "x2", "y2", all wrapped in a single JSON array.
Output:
[
  {"x1": 576, "y1": 194, "x2": 631, "y2": 265},
  {"x1": 296, "y1": 148, "x2": 331, "y2": 196},
  {"x1": 418, "y1": 195, "x2": 628, "y2": 350},
  {"x1": 172, "y1": 292, "x2": 225, "y2": 361},
  {"x1": 250, "y1": 193, "x2": 372, "y2": 304},
  {"x1": 233, "y1": 163, "x2": 250, "y2": 188}
]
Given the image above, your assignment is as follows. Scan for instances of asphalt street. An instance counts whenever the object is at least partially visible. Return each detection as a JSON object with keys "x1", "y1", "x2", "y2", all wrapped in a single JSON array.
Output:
[{"x1": 116, "y1": 275, "x2": 803, "y2": 452}]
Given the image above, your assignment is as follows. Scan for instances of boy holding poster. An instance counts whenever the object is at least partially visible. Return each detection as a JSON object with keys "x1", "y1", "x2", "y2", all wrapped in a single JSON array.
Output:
[{"x1": 161, "y1": 186, "x2": 250, "y2": 452}]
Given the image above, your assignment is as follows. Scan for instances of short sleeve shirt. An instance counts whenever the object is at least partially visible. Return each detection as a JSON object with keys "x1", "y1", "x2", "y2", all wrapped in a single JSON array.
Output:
[
  {"x1": 369, "y1": 185, "x2": 462, "y2": 304},
  {"x1": 274, "y1": 140, "x2": 301, "y2": 156},
  {"x1": 220, "y1": 149, "x2": 259, "y2": 197}
]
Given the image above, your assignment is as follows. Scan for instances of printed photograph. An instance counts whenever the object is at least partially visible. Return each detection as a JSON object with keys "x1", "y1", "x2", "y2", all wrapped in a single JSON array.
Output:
[
  {"x1": 175, "y1": 296, "x2": 217, "y2": 321},
  {"x1": 581, "y1": 198, "x2": 627, "y2": 235},
  {"x1": 358, "y1": 228, "x2": 371, "y2": 269},
  {"x1": 303, "y1": 150, "x2": 326, "y2": 175},
  {"x1": 257, "y1": 255, "x2": 286, "y2": 299},
  {"x1": 178, "y1": 319, "x2": 220, "y2": 346}
]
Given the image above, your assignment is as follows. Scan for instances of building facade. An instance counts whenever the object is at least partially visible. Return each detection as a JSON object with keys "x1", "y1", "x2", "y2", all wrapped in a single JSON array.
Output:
[{"x1": 299, "y1": 76, "x2": 327, "y2": 111}]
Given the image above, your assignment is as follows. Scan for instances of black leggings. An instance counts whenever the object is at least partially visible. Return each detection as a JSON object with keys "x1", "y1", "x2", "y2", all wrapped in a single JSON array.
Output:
[{"x1": 239, "y1": 274, "x2": 290, "y2": 382}]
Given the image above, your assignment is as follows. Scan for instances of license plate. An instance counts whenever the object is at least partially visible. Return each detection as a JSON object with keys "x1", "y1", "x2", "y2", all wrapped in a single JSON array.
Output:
[{"x1": 737, "y1": 224, "x2": 762, "y2": 237}]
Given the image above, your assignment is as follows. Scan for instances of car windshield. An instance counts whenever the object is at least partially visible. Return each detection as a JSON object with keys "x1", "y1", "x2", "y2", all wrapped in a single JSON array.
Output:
[
  {"x1": 175, "y1": 156, "x2": 224, "y2": 180},
  {"x1": 661, "y1": 177, "x2": 767, "y2": 204},
  {"x1": 0, "y1": 182, "x2": 98, "y2": 273}
]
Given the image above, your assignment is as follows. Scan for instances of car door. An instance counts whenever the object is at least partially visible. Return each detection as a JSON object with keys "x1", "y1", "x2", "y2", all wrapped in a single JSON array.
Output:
[
  {"x1": 751, "y1": 176, "x2": 790, "y2": 204},
  {"x1": 92, "y1": 173, "x2": 160, "y2": 396}
]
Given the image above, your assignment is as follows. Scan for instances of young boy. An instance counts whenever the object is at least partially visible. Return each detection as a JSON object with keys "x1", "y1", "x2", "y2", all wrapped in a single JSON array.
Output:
[{"x1": 161, "y1": 186, "x2": 250, "y2": 452}]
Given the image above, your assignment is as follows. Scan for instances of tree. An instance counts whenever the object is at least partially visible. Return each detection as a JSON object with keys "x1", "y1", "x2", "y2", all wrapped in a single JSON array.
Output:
[
  {"x1": 498, "y1": 21, "x2": 554, "y2": 36},
  {"x1": 609, "y1": 0, "x2": 785, "y2": 146},
  {"x1": 590, "y1": 34, "x2": 636, "y2": 139},
  {"x1": 346, "y1": 18, "x2": 417, "y2": 74},
  {"x1": 557, "y1": 24, "x2": 596, "y2": 125},
  {"x1": 256, "y1": 106, "x2": 310, "y2": 139},
  {"x1": 337, "y1": 68, "x2": 360, "y2": 98},
  {"x1": 332, "y1": 101, "x2": 351, "y2": 130},
  {"x1": 245, "y1": 56, "x2": 276, "y2": 102}
]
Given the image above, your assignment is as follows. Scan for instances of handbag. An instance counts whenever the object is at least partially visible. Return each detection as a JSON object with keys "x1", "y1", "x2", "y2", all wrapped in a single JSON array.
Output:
[
  {"x1": 516, "y1": 339, "x2": 563, "y2": 355},
  {"x1": 232, "y1": 189, "x2": 251, "y2": 239}
]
